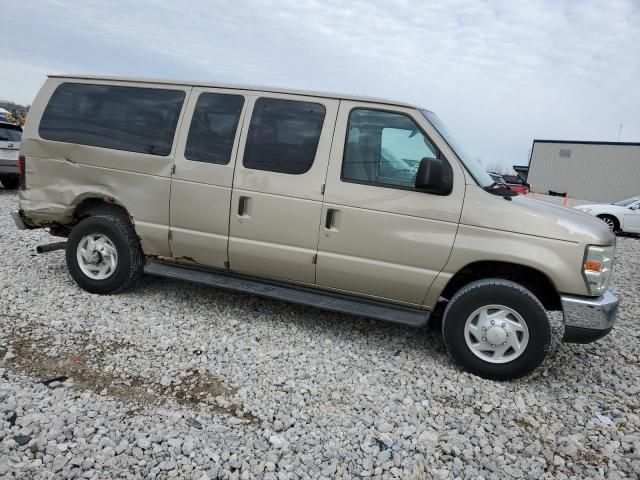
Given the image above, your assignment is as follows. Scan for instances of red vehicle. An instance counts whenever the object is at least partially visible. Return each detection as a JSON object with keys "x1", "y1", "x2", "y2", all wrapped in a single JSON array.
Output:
[
  {"x1": 489, "y1": 173, "x2": 530, "y2": 195},
  {"x1": 502, "y1": 174, "x2": 529, "y2": 194}
]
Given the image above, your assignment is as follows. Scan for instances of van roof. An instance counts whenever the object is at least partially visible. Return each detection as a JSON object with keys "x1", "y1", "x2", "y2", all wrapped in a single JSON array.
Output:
[{"x1": 48, "y1": 74, "x2": 422, "y2": 109}]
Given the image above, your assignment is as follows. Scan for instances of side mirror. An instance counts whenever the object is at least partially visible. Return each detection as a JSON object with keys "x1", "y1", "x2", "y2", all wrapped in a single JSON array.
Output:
[{"x1": 415, "y1": 157, "x2": 453, "y2": 195}]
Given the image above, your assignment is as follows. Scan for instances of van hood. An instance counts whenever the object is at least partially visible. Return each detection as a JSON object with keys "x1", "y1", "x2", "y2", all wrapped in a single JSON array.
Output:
[{"x1": 461, "y1": 186, "x2": 615, "y2": 245}]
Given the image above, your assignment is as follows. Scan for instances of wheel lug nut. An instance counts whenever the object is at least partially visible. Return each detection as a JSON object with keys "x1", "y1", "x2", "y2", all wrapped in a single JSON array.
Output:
[
  {"x1": 491, "y1": 344, "x2": 496, "y2": 348},
  {"x1": 507, "y1": 333, "x2": 511, "y2": 337},
  {"x1": 502, "y1": 323, "x2": 506, "y2": 327},
  {"x1": 491, "y1": 320, "x2": 495, "y2": 325},
  {"x1": 482, "y1": 337, "x2": 487, "y2": 341},
  {"x1": 482, "y1": 326, "x2": 487, "y2": 331},
  {"x1": 503, "y1": 342, "x2": 507, "y2": 345}
]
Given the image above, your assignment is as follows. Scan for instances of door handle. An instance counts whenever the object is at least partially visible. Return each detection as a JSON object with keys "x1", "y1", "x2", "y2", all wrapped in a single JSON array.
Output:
[
  {"x1": 325, "y1": 208, "x2": 338, "y2": 230},
  {"x1": 238, "y1": 196, "x2": 249, "y2": 217}
]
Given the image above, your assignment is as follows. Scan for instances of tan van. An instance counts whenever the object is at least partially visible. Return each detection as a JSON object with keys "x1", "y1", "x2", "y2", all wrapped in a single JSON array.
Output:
[{"x1": 12, "y1": 75, "x2": 619, "y2": 379}]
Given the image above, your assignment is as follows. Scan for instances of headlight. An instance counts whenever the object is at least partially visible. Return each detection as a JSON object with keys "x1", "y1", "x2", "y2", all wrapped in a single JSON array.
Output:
[{"x1": 583, "y1": 245, "x2": 614, "y2": 295}]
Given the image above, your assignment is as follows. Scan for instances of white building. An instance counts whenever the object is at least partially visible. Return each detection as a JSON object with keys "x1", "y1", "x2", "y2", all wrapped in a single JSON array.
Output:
[{"x1": 527, "y1": 139, "x2": 640, "y2": 203}]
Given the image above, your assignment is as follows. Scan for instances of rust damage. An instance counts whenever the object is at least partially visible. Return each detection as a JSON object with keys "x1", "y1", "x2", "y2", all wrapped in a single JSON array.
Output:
[{"x1": 176, "y1": 256, "x2": 198, "y2": 264}]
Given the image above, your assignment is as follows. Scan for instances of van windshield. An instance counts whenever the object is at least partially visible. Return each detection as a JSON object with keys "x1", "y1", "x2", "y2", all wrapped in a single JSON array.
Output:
[{"x1": 421, "y1": 110, "x2": 493, "y2": 188}]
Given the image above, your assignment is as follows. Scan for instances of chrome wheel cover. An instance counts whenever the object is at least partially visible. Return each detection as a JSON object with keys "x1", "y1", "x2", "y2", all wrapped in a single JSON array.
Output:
[
  {"x1": 464, "y1": 305, "x2": 530, "y2": 364},
  {"x1": 76, "y1": 233, "x2": 118, "y2": 280}
]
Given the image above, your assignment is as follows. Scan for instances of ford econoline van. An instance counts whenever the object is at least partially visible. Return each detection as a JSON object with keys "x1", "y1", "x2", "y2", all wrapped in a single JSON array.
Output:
[{"x1": 12, "y1": 75, "x2": 619, "y2": 379}]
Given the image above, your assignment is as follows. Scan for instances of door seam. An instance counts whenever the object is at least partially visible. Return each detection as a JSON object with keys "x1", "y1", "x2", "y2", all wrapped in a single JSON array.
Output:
[
  {"x1": 168, "y1": 86, "x2": 194, "y2": 257},
  {"x1": 314, "y1": 99, "x2": 342, "y2": 283},
  {"x1": 226, "y1": 95, "x2": 255, "y2": 269}
]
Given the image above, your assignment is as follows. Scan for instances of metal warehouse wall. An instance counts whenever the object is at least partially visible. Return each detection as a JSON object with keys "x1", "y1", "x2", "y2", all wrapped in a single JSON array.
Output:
[{"x1": 527, "y1": 141, "x2": 640, "y2": 203}]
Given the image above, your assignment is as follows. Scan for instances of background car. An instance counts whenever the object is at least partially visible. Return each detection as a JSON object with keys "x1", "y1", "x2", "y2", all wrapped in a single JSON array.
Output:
[
  {"x1": 575, "y1": 196, "x2": 640, "y2": 233},
  {"x1": 488, "y1": 172, "x2": 529, "y2": 195},
  {"x1": 489, "y1": 172, "x2": 506, "y2": 184},
  {"x1": 0, "y1": 121, "x2": 23, "y2": 189},
  {"x1": 501, "y1": 174, "x2": 530, "y2": 194},
  {"x1": 488, "y1": 172, "x2": 522, "y2": 194}
]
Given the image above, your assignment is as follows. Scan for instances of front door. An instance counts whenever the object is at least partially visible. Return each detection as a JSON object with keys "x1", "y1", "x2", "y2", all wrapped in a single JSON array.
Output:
[
  {"x1": 228, "y1": 94, "x2": 339, "y2": 284},
  {"x1": 316, "y1": 102, "x2": 466, "y2": 305},
  {"x1": 169, "y1": 87, "x2": 249, "y2": 267},
  {"x1": 623, "y1": 201, "x2": 640, "y2": 233}
]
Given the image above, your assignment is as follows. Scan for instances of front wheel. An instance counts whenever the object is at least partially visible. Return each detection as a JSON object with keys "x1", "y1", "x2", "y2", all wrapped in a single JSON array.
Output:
[
  {"x1": 66, "y1": 213, "x2": 144, "y2": 294},
  {"x1": 597, "y1": 215, "x2": 619, "y2": 233},
  {"x1": 442, "y1": 279, "x2": 551, "y2": 380}
]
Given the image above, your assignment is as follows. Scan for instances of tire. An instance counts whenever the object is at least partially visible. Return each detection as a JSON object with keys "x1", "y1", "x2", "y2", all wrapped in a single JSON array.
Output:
[
  {"x1": 66, "y1": 213, "x2": 144, "y2": 294},
  {"x1": 442, "y1": 279, "x2": 551, "y2": 380},
  {"x1": 0, "y1": 175, "x2": 20, "y2": 190},
  {"x1": 597, "y1": 215, "x2": 619, "y2": 233}
]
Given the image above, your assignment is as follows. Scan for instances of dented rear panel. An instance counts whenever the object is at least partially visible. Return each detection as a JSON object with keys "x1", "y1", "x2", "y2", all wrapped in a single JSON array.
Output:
[{"x1": 18, "y1": 77, "x2": 192, "y2": 257}]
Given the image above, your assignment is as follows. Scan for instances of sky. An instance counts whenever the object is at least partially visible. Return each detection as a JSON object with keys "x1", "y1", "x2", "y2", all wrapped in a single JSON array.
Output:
[{"x1": 3, "y1": 0, "x2": 640, "y2": 169}]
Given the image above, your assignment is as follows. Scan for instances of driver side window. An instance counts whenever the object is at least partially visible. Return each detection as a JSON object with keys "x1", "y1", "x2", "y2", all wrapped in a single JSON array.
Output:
[{"x1": 342, "y1": 109, "x2": 438, "y2": 189}]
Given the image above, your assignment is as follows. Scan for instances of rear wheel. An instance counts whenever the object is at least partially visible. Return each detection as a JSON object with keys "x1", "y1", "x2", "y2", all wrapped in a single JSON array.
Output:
[
  {"x1": 597, "y1": 215, "x2": 619, "y2": 233},
  {"x1": 442, "y1": 279, "x2": 551, "y2": 380},
  {"x1": 0, "y1": 175, "x2": 20, "y2": 190},
  {"x1": 66, "y1": 213, "x2": 144, "y2": 294}
]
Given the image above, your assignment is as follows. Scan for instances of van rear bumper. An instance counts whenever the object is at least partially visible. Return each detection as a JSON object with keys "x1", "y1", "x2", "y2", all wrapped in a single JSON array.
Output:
[{"x1": 561, "y1": 290, "x2": 619, "y2": 343}]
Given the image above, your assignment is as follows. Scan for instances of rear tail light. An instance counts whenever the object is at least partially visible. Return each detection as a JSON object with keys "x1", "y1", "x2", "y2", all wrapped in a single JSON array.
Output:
[{"x1": 18, "y1": 155, "x2": 25, "y2": 189}]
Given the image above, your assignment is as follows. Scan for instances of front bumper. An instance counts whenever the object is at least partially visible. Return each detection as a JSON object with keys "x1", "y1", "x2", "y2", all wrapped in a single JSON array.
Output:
[{"x1": 561, "y1": 290, "x2": 619, "y2": 343}]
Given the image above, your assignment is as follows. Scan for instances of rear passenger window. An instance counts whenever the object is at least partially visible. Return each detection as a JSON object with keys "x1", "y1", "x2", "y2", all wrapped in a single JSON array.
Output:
[
  {"x1": 185, "y1": 93, "x2": 244, "y2": 164},
  {"x1": 39, "y1": 83, "x2": 185, "y2": 156},
  {"x1": 243, "y1": 98, "x2": 325, "y2": 175}
]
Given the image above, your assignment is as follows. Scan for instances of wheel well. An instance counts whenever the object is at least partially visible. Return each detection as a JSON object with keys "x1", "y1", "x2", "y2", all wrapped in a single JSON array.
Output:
[
  {"x1": 596, "y1": 214, "x2": 619, "y2": 228},
  {"x1": 441, "y1": 261, "x2": 561, "y2": 311},
  {"x1": 73, "y1": 197, "x2": 131, "y2": 224}
]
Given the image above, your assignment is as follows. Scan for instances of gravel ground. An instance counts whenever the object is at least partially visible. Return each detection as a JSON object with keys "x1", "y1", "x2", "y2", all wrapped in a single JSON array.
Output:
[{"x1": 1, "y1": 187, "x2": 639, "y2": 480}]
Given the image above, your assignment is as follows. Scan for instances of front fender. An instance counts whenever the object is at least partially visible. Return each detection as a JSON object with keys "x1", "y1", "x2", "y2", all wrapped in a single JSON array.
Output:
[{"x1": 424, "y1": 224, "x2": 588, "y2": 308}]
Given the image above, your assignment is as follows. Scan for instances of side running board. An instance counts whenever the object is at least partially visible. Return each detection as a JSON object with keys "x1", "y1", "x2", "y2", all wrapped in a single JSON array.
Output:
[{"x1": 144, "y1": 260, "x2": 430, "y2": 328}]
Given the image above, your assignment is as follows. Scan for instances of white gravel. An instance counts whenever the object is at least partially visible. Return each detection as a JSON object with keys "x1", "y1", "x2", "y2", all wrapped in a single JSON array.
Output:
[{"x1": 1, "y1": 187, "x2": 639, "y2": 479}]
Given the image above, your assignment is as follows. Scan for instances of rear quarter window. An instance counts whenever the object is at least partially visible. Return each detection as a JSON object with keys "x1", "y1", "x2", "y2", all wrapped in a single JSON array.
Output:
[
  {"x1": 243, "y1": 97, "x2": 325, "y2": 175},
  {"x1": 39, "y1": 83, "x2": 185, "y2": 156}
]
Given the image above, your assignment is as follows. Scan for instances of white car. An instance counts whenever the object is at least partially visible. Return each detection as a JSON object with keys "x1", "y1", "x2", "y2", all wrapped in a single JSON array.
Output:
[
  {"x1": 0, "y1": 121, "x2": 23, "y2": 189},
  {"x1": 575, "y1": 196, "x2": 640, "y2": 233}
]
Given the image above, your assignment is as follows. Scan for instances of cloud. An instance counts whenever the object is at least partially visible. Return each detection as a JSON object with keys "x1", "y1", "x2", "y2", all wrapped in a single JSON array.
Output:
[{"x1": 4, "y1": 0, "x2": 640, "y2": 167}]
